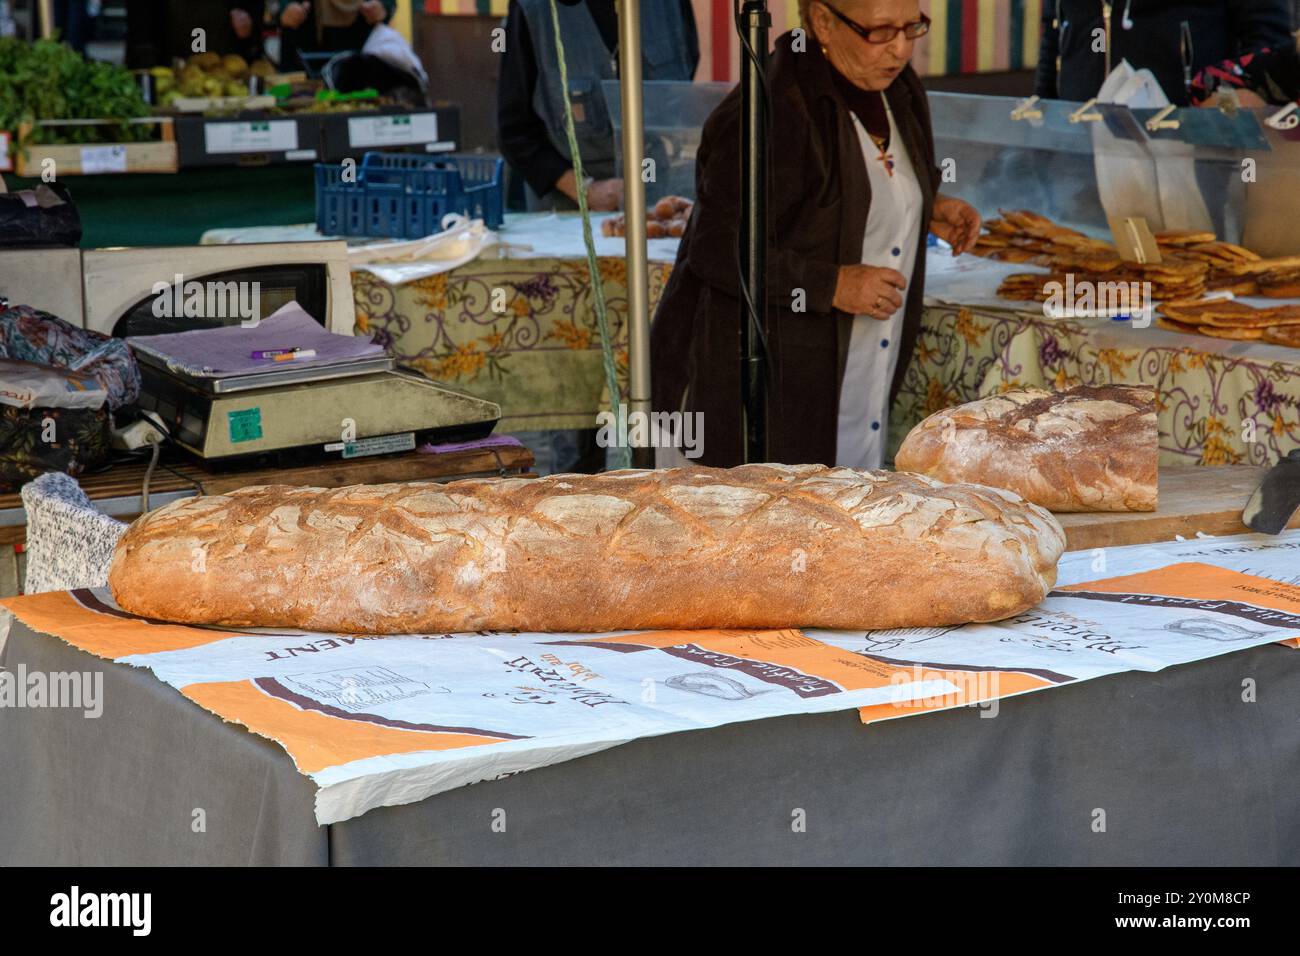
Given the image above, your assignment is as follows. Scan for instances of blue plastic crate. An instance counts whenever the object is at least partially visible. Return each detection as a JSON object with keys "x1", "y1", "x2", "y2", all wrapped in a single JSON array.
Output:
[{"x1": 315, "y1": 152, "x2": 505, "y2": 238}]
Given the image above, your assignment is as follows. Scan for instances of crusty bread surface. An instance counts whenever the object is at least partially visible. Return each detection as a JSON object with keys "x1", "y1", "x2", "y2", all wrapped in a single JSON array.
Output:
[
  {"x1": 895, "y1": 385, "x2": 1158, "y2": 513},
  {"x1": 108, "y1": 464, "x2": 1066, "y2": 633}
]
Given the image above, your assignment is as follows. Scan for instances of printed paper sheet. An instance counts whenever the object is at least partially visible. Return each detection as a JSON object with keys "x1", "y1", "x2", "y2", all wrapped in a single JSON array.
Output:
[{"x1": 4, "y1": 530, "x2": 1299, "y2": 824}]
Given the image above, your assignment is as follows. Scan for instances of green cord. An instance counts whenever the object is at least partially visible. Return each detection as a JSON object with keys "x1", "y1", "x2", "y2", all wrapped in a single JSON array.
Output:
[{"x1": 546, "y1": 0, "x2": 631, "y2": 471}]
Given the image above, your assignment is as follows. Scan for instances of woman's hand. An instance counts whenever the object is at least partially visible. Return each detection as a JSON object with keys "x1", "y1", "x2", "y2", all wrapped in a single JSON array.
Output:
[
  {"x1": 585, "y1": 178, "x2": 624, "y2": 211},
  {"x1": 930, "y1": 194, "x2": 981, "y2": 256},
  {"x1": 832, "y1": 264, "x2": 908, "y2": 320},
  {"x1": 281, "y1": 1, "x2": 310, "y2": 29},
  {"x1": 555, "y1": 171, "x2": 624, "y2": 211},
  {"x1": 361, "y1": 0, "x2": 387, "y2": 24}
]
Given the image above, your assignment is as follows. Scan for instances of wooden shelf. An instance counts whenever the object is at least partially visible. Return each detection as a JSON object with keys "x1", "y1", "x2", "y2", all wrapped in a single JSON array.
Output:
[{"x1": 1056, "y1": 466, "x2": 1297, "y2": 551}]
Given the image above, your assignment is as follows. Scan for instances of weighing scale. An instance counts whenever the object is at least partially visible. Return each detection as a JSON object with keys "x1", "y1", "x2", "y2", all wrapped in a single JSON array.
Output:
[{"x1": 134, "y1": 352, "x2": 501, "y2": 468}]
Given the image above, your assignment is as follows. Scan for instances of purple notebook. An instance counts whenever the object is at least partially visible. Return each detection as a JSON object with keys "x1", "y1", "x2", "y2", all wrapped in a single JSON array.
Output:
[{"x1": 126, "y1": 301, "x2": 385, "y2": 378}]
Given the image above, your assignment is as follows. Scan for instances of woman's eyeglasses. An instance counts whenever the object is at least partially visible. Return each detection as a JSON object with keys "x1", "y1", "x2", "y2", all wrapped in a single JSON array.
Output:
[{"x1": 822, "y1": 4, "x2": 931, "y2": 44}]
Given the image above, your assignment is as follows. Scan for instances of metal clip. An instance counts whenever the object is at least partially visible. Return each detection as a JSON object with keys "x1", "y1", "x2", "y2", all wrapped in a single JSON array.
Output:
[
  {"x1": 1145, "y1": 103, "x2": 1180, "y2": 132},
  {"x1": 1010, "y1": 95, "x2": 1043, "y2": 121},
  {"x1": 1069, "y1": 98, "x2": 1103, "y2": 123},
  {"x1": 1265, "y1": 102, "x2": 1300, "y2": 131}
]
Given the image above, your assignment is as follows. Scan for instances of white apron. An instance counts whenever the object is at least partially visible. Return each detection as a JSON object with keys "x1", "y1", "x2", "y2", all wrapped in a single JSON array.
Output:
[{"x1": 834, "y1": 99, "x2": 924, "y2": 470}]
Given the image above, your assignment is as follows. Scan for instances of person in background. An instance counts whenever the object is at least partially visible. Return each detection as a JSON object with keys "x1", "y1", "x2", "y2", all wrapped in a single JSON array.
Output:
[
  {"x1": 125, "y1": 1, "x2": 265, "y2": 67},
  {"x1": 1188, "y1": 35, "x2": 1300, "y2": 105},
  {"x1": 278, "y1": 0, "x2": 395, "y2": 72},
  {"x1": 227, "y1": 2, "x2": 267, "y2": 63},
  {"x1": 496, "y1": 0, "x2": 699, "y2": 211},
  {"x1": 53, "y1": 0, "x2": 97, "y2": 53},
  {"x1": 652, "y1": 0, "x2": 979, "y2": 469},
  {"x1": 1035, "y1": 1, "x2": 1294, "y2": 106}
]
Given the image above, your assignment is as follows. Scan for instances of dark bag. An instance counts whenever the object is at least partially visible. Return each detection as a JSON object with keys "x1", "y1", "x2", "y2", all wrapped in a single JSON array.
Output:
[
  {"x1": 0, "y1": 183, "x2": 82, "y2": 248},
  {"x1": 0, "y1": 403, "x2": 111, "y2": 493},
  {"x1": 0, "y1": 304, "x2": 138, "y2": 491}
]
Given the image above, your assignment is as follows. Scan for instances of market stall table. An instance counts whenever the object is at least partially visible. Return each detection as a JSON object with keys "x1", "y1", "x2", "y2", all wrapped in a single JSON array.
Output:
[
  {"x1": 3, "y1": 614, "x2": 1294, "y2": 866},
  {"x1": 893, "y1": 255, "x2": 1300, "y2": 466},
  {"x1": 3, "y1": 467, "x2": 1299, "y2": 865},
  {"x1": 1056, "y1": 466, "x2": 1300, "y2": 550},
  {"x1": 198, "y1": 229, "x2": 1300, "y2": 456},
  {"x1": 202, "y1": 213, "x2": 680, "y2": 432}
]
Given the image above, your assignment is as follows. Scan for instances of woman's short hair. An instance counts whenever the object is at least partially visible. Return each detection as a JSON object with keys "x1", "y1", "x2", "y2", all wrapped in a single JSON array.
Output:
[{"x1": 799, "y1": 0, "x2": 816, "y2": 30}]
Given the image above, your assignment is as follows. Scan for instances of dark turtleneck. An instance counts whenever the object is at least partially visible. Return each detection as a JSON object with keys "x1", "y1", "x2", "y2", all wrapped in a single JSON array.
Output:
[{"x1": 827, "y1": 58, "x2": 891, "y2": 149}]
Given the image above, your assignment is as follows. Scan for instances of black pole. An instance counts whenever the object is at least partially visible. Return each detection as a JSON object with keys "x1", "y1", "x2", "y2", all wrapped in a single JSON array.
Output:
[{"x1": 738, "y1": 0, "x2": 769, "y2": 463}]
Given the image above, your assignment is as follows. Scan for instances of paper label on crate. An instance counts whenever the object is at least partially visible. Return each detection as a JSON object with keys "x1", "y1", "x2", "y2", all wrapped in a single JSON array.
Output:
[
  {"x1": 423, "y1": 141, "x2": 458, "y2": 153},
  {"x1": 79, "y1": 145, "x2": 128, "y2": 174},
  {"x1": 348, "y1": 113, "x2": 438, "y2": 147},
  {"x1": 227, "y1": 407, "x2": 263, "y2": 444},
  {"x1": 204, "y1": 120, "x2": 298, "y2": 154},
  {"x1": 285, "y1": 149, "x2": 318, "y2": 161},
  {"x1": 333, "y1": 432, "x2": 416, "y2": 459}
]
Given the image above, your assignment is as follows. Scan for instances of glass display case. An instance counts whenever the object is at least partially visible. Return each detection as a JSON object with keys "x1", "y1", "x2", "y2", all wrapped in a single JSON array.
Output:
[
  {"x1": 926, "y1": 91, "x2": 1300, "y2": 256},
  {"x1": 603, "y1": 85, "x2": 1300, "y2": 255},
  {"x1": 604, "y1": 80, "x2": 732, "y2": 204}
]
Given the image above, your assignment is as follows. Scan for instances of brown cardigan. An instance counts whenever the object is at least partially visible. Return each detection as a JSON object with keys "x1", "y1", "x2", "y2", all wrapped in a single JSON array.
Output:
[{"x1": 650, "y1": 33, "x2": 941, "y2": 467}]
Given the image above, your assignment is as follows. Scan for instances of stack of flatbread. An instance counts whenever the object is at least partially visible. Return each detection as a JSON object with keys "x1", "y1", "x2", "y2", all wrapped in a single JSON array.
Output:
[
  {"x1": 1157, "y1": 297, "x2": 1300, "y2": 344},
  {"x1": 1156, "y1": 232, "x2": 1300, "y2": 297},
  {"x1": 995, "y1": 255, "x2": 1208, "y2": 303},
  {"x1": 973, "y1": 210, "x2": 1115, "y2": 264},
  {"x1": 978, "y1": 211, "x2": 1209, "y2": 302},
  {"x1": 973, "y1": 211, "x2": 1300, "y2": 322}
]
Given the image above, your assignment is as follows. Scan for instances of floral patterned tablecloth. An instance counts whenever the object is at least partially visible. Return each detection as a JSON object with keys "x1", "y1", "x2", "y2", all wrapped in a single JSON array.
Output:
[
  {"x1": 352, "y1": 257, "x2": 1300, "y2": 467},
  {"x1": 353, "y1": 257, "x2": 674, "y2": 432},
  {"x1": 891, "y1": 303, "x2": 1300, "y2": 467}
]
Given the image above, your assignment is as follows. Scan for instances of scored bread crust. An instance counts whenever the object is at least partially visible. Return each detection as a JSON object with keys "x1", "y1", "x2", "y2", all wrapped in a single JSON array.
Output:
[
  {"x1": 107, "y1": 464, "x2": 1065, "y2": 634},
  {"x1": 895, "y1": 385, "x2": 1158, "y2": 513}
]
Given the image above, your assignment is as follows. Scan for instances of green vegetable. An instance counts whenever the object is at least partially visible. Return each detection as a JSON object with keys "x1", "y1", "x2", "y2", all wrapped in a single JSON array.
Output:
[{"x1": 0, "y1": 38, "x2": 153, "y2": 153}]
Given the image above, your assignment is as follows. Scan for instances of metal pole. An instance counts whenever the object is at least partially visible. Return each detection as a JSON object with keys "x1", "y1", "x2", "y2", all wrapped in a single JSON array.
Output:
[
  {"x1": 739, "y1": 0, "x2": 769, "y2": 463},
  {"x1": 617, "y1": 0, "x2": 654, "y2": 469},
  {"x1": 37, "y1": 0, "x2": 55, "y2": 39}
]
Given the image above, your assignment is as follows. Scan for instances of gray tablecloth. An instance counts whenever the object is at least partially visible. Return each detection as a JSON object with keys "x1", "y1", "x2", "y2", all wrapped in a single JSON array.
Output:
[{"x1": 2, "y1": 618, "x2": 1298, "y2": 866}]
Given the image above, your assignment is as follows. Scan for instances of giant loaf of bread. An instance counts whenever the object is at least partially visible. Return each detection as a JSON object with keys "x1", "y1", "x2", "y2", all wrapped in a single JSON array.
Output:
[{"x1": 108, "y1": 464, "x2": 1066, "y2": 633}]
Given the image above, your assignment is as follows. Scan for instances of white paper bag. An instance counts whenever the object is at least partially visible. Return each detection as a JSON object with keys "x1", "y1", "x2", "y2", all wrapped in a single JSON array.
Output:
[{"x1": 1091, "y1": 60, "x2": 1214, "y2": 233}]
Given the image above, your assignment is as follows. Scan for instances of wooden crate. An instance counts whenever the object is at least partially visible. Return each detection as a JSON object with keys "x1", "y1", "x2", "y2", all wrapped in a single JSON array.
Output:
[{"x1": 14, "y1": 117, "x2": 178, "y2": 176}]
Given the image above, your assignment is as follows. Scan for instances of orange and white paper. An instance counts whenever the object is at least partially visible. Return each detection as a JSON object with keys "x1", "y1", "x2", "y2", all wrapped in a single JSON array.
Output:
[{"x1": 3, "y1": 530, "x2": 1299, "y2": 824}]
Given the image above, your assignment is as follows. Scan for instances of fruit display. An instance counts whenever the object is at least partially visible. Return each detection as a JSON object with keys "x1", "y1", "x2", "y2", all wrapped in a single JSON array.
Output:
[{"x1": 151, "y1": 53, "x2": 276, "y2": 106}]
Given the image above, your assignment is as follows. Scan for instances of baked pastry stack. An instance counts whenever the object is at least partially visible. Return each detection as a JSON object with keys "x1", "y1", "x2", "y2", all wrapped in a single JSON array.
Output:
[
  {"x1": 107, "y1": 464, "x2": 1066, "y2": 634},
  {"x1": 973, "y1": 211, "x2": 1300, "y2": 304},
  {"x1": 1153, "y1": 230, "x2": 1265, "y2": 295},
  {"x1": 896, "y1": 384, "x2": 1158, "y2": 513},
  {"x1": 973, "y1": 210, "x2": 1115, "y2": 264},
  {"x1": 1157, "y1": 297, "x2": 1300, "y2": 344},
  {"x1": 601, "y1": 195, "x2": 694, "y2": 239},
  {"x1": 995, "y1": 256, "x2": 1208, "y2": 305}
]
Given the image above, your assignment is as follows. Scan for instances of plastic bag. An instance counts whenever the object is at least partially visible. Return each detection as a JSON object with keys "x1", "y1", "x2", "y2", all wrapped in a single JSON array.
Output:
[
  {"x1": 0, "y1": 304, "x2": 139, "y2": 410},
  {"x1": 0, "y1": 358, "x2": 107, "y2": 410}
]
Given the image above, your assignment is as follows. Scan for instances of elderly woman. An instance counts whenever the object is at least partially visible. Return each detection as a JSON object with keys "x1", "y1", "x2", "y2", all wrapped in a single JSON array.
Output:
[{"x1": 651, "y1": 0, "x2": 980, "y2": 469}]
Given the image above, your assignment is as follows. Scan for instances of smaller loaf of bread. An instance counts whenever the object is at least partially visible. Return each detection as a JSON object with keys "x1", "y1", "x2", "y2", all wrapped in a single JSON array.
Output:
[
  {"x1": 895, "y1": 385, "x2": 1157, "y2": 513},
  {"x1": 107, "y1": 464, "x2": 1066, "y2": 634}
]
